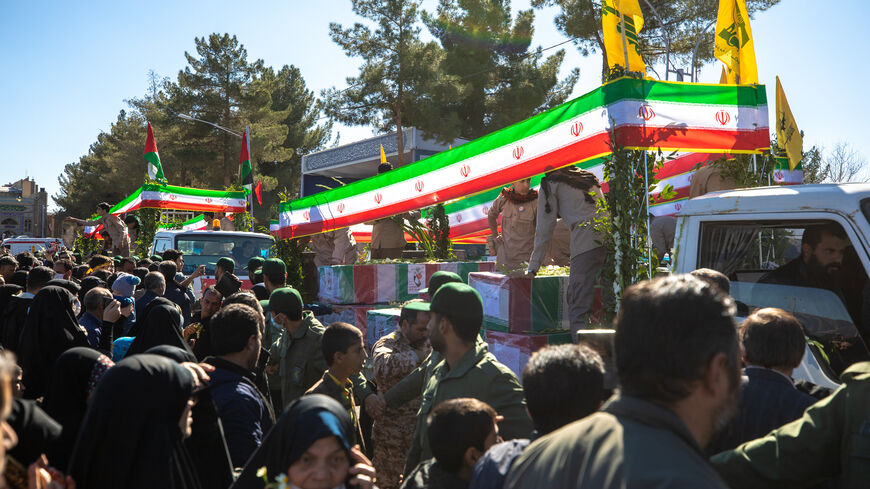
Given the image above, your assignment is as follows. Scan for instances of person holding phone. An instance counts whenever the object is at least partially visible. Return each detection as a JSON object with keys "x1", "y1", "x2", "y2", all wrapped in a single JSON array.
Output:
[{"x1": 232, "y1": 394, "x2": 377, "y2": 489}]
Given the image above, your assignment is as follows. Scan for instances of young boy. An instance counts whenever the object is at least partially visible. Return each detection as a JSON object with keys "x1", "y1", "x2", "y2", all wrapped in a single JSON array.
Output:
[
  {"x1": 402, "y1": 398, "x2": 500, "y2": 489},
  {"x1": 305, "y1": 322, "x2": 368, "y2": 445}
]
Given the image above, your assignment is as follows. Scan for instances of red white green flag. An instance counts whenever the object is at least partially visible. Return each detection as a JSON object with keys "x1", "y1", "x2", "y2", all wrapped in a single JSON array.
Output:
[
  {"x1": 109, "y1": 184, "x2": 248, "y2": 215},
  {"x1": 277, "y1": 77, "x2": 769, "y2": 239},
  {"x1": 144, "y1": 122, "x2": 166, "y2": 183},
  {"x1": 239, "y1": 128, "x2": 253, "y2": 190}
]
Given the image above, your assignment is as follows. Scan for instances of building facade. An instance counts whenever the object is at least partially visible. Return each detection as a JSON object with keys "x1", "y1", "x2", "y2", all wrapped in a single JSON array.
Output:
[{"x1": 0, "y1": 178, "x2": 49, "y2": 239}]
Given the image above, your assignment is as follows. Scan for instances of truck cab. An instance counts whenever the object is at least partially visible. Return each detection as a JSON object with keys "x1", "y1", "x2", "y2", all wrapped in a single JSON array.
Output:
[
  {"x1": 151, "y1": 229, "x2": 275, "y2": 297},
  {"x1": 674, "y1": 183, "x2": 870, "y2": 389}
]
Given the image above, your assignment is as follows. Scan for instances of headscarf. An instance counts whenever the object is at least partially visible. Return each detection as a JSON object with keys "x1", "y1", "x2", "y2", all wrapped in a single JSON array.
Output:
[
  {"x1": 0, "y1": 284, "x2": 22, "y2": 313},
  {"x1": 127, "y1": 298, "x2": 191, "y2": 356},
  {"x1": 18, "y1": 286, "x2": 89, "y2": 400},
  {"x1": 7, "y1": 398, "x2": 62, "y2": 467},
  {"x1": 232, "y1": 395, "x2": 352, "y2": 489},
  {"x1": 146, "y1": 346, "x2": 235, "y2": 488},
  {"x1": 146, "y1": 345, "x2": 197, "y2": 364},
  {"x1": 68, "y1": 354, "x2": 201, "y2": 489},
  {"x1": 42, "y1": 347, "x2": 114, "y2": 471},
  {"x1": 44, "y1": 279, "x2": 81, "y2": 297}
]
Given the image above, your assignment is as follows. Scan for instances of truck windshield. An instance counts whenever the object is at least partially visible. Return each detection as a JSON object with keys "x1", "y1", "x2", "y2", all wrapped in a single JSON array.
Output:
[{"x1": 175, "y1": 235, "x2": 273, "y2": 276}]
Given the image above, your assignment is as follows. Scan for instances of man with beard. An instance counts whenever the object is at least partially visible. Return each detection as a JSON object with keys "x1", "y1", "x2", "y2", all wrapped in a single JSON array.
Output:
[
  {"x1": 372, "y1": 300, "x2": 433, "y2": 489},
  {"x1": 505, "y1": 275, "x2": 741, "y2": 489},
  {"x1": 190, "y1": 286, "x2": 223, "y2": 360},
  {"x1": 204, "y1": 304, "x2": 275, "y2": 468},
  {"x1": 759, "y1": 224, "x2": 847, "y2": 296},
  {"x1": 404, "y1": 283, "x2": 532, "y2": 475}
]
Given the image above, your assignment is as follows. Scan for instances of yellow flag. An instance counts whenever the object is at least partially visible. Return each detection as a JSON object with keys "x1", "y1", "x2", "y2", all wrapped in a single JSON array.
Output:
[
  {"x1": 719, "y1": 66, "x2": 728, "y2": 84},
  {"x1": 379, "y1": 144, "x2": 387, "y2": 164},
  {"x1": 602, "y1": 0, "x2": 646, "y2": 73},
  {"x1": 714, "y1": 0, "x2": 758, "y2": 84},
  {"x1": 776, "y1": 76, "x2": 803, "y2": 171}
]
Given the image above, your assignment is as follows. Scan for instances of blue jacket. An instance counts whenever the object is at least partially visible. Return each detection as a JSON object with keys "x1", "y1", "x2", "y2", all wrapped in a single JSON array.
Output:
[
  {"x1": 162, "y1": 282, "x2": 192, "y2": 326},
  {"x1": 134, "y1": 290, "x2": 159, "y2": 321},
  {"x1": 78, "y1": 312, "x2": 104, "y2": 349},
  {"x1": 205, "y1": 357, "x2": 275, "y2": 468},
  {"x1": 709, "y1": 366, "x2": 817, "y2": 453}
]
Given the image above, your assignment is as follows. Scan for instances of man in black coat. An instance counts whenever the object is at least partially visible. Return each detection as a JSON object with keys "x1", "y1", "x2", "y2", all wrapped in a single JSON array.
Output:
[
  {"x1": 158, "y1": 261, "x2": 192, "y2": 326},
  {"x1": 708, "y1": 308, "x2": 817, "y2": 453},
  {"x1": 134, "y1": 271, "x2": 165, "y2": 320}
]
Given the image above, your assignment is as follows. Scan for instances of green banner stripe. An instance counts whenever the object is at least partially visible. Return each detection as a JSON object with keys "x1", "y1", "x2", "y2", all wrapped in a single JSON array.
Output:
[{"x1": 282, "y1": 78, "x2": 765, "y2": 212}]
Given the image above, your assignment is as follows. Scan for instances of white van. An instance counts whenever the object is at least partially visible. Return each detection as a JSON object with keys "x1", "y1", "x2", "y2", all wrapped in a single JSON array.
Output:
[
  {"x1": 674, "y1": 183, "x2": 870, "y2": 388},
  {"x1": 1, "y1": 236, "x2": 65, "y2": 256},
  {"x1": 151, "y1": 229, "x2": 275, "y2": 298}
]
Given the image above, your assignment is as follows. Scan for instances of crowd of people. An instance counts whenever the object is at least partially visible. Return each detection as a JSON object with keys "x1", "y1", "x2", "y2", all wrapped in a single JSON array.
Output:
[{"x1": 0, "y1": 241, "x2": 867, "y2": 489}]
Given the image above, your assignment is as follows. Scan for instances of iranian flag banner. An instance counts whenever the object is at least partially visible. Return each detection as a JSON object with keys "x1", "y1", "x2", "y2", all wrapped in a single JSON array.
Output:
[
  {"x1": 277, "y1": 77, "x2": 769, "y2": 239},
  {"x1": 159, "y1": 215, "x2": 209, "y2": 231},
  {"x1": 144, "y1": 122, "x2": 166, "y2": 182},
  {"x1": 442, "y1": 152, "x2": 803, "y2": 240},
  {"x1": 110, "y1": 184, "x2": 248, "y2": 215}
]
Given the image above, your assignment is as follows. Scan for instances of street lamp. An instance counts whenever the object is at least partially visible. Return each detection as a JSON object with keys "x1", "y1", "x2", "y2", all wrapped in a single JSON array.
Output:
[{"x1": 177, "y1": 113, "x2": 243, "y2": 138}]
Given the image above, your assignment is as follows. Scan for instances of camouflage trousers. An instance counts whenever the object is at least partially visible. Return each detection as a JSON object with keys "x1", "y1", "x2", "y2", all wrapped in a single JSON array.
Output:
[{"x1": 372, "y1": 407, "x2": 418, "y2": 489}]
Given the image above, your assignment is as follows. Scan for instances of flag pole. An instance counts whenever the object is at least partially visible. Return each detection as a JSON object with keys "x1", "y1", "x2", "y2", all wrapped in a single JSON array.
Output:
[{"x1": 246, "y1": 124, "x2": 253, "y2": 230}]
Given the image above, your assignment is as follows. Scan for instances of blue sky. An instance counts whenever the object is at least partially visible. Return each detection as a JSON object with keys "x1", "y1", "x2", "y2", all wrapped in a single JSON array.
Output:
[{"x1": 1, "y1": 0, "x2": 867, "y2": 209}]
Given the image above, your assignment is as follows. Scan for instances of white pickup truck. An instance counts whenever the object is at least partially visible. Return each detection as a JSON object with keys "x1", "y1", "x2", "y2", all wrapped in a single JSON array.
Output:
[
  {"x1": 151, "y1": 229, "x2": 275, "y2": 298},
  {"x1": 674, "y1": 183, "x2": 870, "y2": 388}
]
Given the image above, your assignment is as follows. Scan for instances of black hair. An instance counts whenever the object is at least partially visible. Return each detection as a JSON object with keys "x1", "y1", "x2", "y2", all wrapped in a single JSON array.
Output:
[
  {"x1": 399, "y1": 306, "x2": 420, "y2": 327},
  {"x1": 96, "y1": 202, "x2": 111, "y2": 212},
  {"x1": 72, "y1": 264, "x2": 89, "y2": 280},
  {"x1": 377, "y1": 163, "x2": 393, "y2": 174},
  {"x1": 147, "y1": 263, "x2": 159, "y2": 272},
  {"x1": 802, "y1": 223, "x2": 847, "y2": 249},
  {"x1": 161, "y1": 249, "x2": 183, "y2": 263},
  {"x1": 210, "y1": 304, "x2": 261, "y2": 356},
  {"x1": 223, "y1": 291, "x2": 265, "y2": 333},
  {"x1": 615, "y1": 275, "x2": 739, "y2": 404},
  {"x1": 427, "y1": 398, "x2": 496, "y2": 474},
  {"x1": 136, "y1": 259, "x2": 153, "y2": 268},
  {"x1": 741, "y1": 308, "x2": 806, "y2": 370},
  {"x1": 27, "y1": 266, "x2": 54, "y2": 292},
  {"x1": 0, "y1": 255, "x2": 17, "y2": 268},
  {"x1": 158, "y1": 261, "x2": 178, "y2": 284},
  {"x1": 15, "y1": 252, "x2": 35, "y2": 270},
  {"x1": 690, "y1": 268, "x2": 731, "y2": 294},
  {"x1": 91, "y1": 270, "x2": 111, "y2": 283},
  {"x1": 119, "y1": 257, "x2": 136, "y2": 268},
  {"x1": 322, "y1": 322, "x2": 363, "y2": 366},
  {"x1": 522, "y1": 344, "x2": 605, "y2": 434},
  {"x1": 132, "y1": 267, "x2": 149, "y2": 283},
  {"x1": 88, "y1": 255, "x2": 112, "y2": 270}
]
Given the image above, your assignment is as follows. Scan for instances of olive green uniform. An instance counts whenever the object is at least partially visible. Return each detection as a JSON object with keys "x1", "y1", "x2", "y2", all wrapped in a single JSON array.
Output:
[
  {"x1": 269, "y1": 311, "x2": 372, "y2": 410},
  {"x1": 404, "y1": 341, "x2": 532, "y2": 474},
  {"x1": 711, "y1": 362, "x2": 870, "y2": 489}
]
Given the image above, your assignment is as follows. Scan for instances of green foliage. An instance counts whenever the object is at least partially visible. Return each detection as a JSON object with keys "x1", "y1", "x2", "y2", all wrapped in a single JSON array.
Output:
[
  {"x1": 405, "y1": 204, "x2": 454, "y2": 261},
  {"x1": 530, "y1": 0, "x2": 781, "y2": 81},
  {"x1": 421, "y1": 0, "x2": 578, "y2": 140},
  {"x1": 594, "y1": 142, "x2": 674, "y2": 319},
  {"x1": 136, "y1": 207, "x2": 162, "y2": 256},
  {"x1": 73, "y1": 231, "x2": 102, "y2": 258},
  {"x1": 57, "y1": 34, "x2": 331, "y2": 230},
  {"x1": 323, "y1": 0, "x2": 447, "y2": 163},
  {"x1": 272, "y1": 189, "x2": 305, "y2": 293}
]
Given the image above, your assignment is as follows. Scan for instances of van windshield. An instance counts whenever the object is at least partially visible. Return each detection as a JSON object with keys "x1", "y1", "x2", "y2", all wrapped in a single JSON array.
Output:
[{"x1": 175, "y1": 234, "x2": 274, "y2": 276}]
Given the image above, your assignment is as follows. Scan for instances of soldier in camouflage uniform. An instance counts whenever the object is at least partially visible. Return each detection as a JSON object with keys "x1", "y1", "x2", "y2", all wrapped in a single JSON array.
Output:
[{"x1": 371, "y1": 301, "x2": 432, "y2": 489}]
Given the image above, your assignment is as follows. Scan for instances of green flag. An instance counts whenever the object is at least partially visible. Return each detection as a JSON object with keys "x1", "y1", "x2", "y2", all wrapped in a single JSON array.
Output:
[
  {"x1": 144, "y1": 122, "x2": 166, "y2": 182},
  {"x1": 239, "y1": 127, "x2": 253, "y2": 189}
]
